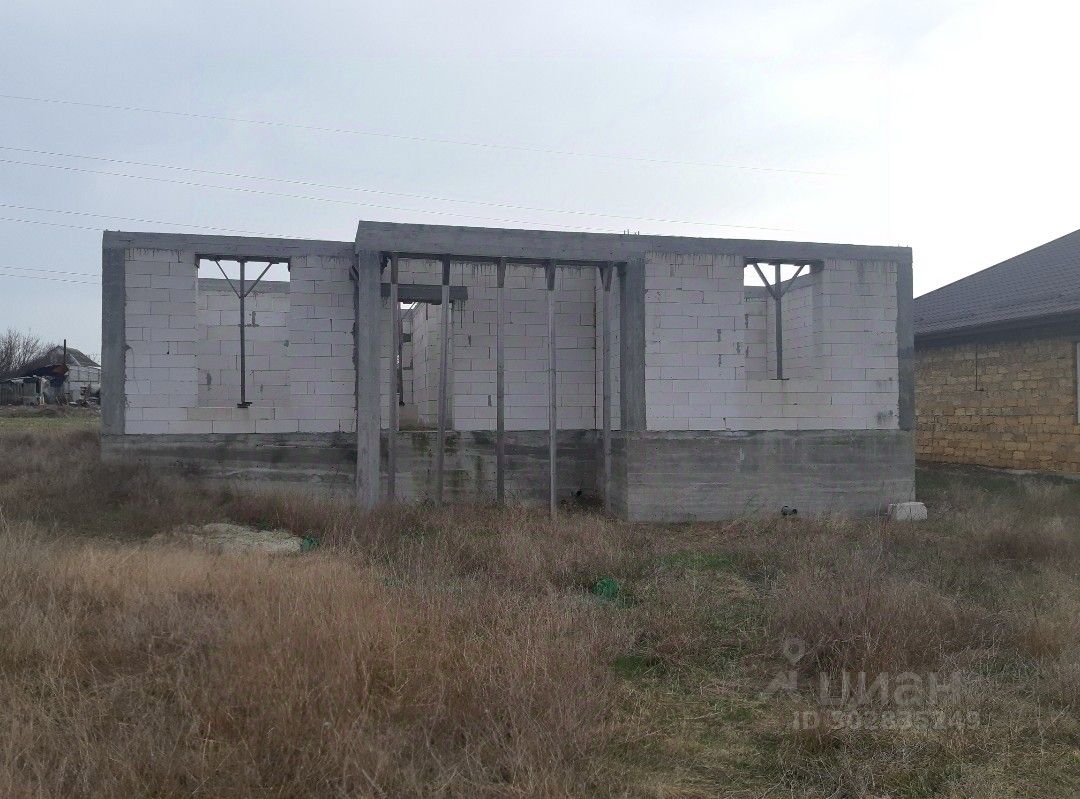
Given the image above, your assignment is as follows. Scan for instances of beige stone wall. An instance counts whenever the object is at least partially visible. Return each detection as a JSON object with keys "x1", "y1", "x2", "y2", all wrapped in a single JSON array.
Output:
[{"x1": 915, "y1": 332, "x2": 1080, "y2": 471}]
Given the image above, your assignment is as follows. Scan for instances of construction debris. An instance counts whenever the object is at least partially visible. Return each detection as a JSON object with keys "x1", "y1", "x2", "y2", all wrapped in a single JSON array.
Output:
[{"x1": 151, "y1": 523, "x2": 316, "y2": 554}]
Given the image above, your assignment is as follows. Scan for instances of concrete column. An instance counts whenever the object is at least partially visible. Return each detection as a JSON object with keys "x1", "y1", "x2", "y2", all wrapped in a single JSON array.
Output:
[
  {"x1": 601, "y1": 262, "x2": 614, "y2": 514},
  {"x1": 101, "y1": 243, "x2": 127, "y2": 436},
  {"x1": 495, "y1": 257, "x2": 506, "y2": 503},
  {"x1": 354, "y1": 249, "x2": 382, "y2": 508},
  {"x1": 436, "y1": 257, "x2": 451, "y2": 504},
  {"x1": 619, "y1": 256, "x2": 646, "y2": 431},
  {"x1": 387, "y1": 254, "x2": 399, "y2": 499},
  {"x1": 896, "y1": 257, "x2": 915, "y2": 432}
]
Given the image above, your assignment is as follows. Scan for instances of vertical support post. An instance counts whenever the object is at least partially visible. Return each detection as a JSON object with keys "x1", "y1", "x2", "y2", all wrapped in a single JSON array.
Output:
[
  {"x1": 355, "y1": 250, "x2": 382, "y2": 508},
  {"x1": 546, "y1": 259, "x2": 557, "y2": 517},
  {"x1": 436, "y1": 256, "x2": 451, "y2": 504},
  {"x1": 774, "y1": 262, "x2": 784, "y2": 381},
  {"x1": 601, "y1": 262, "x2": 613, "y2": 514},
  {"x1": 387, "y1": 253, "x2": 399, "y2": 500},
  {"x1": 618, "y1": 258, "x2": 646, "y2": 432},
  {"x1": 101, "y1": 242, "x2": 127, "y2": 435},
  {"x1": 238, "y1": 259, "x2": 250, "y2": 407},
  {"x1": 495, "y1": 257, "x2": 506, "y2": 503}
]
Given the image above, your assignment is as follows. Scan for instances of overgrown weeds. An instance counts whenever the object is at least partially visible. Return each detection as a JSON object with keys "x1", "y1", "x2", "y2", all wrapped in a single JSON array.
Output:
[{"x1": 0, "y1": 429, "x2": 1078, "y2": 797}]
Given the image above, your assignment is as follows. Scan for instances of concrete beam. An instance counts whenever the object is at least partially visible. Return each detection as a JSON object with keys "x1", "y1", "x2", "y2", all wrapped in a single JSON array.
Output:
[
  {"x1": 103, "y1": 230, "x2": 353, "y2": 259},
  {"x1": 380, "y1": 283, "x2": 468, "y2": 303},
  {"x1": 355, "y1": 220, "x2": 913, "y2": 264}
]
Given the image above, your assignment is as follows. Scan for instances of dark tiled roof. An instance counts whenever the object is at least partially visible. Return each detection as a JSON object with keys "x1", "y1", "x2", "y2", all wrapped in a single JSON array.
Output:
[
  {"x1": 13, "y1": 346, "x2": 100, "y2": 377},
  {"x1": 914, "y1": 228, "x2": 1080, "y2": 338}
]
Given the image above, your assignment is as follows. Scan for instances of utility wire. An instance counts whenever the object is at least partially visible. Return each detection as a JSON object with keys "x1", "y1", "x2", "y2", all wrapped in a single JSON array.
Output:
[
  {"x1": 0, "y1": 93, "x2": 839, "y2": 177},
  {"x1": 0, "y1": 144, "x2": 802, "y2": 233},
  {"x1": 0, "y1": 264, "x2": 97, "y2": 278},
  {"x1": 0, "y1": 214, "x2": 295, "y2": 241},
  {"x1": 0, "y1": 157, "x2": 798, "y2": 235},
  {"x1": 0, "y1": 201, "x2": 294, "y2": 237},
  {"x1": 0, "y1": 158, "x2": 640, "y2": 233},
  {"x1": 0, "y1": 269, "x2": 98, "y2": 286}
]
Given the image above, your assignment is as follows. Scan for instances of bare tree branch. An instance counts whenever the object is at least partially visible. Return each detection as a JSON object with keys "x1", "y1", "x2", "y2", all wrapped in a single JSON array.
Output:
[{"x1": 0, "y1": 329, "x2": 49, "y2": 379}]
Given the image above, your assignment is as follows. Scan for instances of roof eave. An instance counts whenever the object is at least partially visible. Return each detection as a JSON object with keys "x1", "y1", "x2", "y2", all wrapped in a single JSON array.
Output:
[{"x1": 915, "y1": 309, "x2": 1080, "y2": 344}]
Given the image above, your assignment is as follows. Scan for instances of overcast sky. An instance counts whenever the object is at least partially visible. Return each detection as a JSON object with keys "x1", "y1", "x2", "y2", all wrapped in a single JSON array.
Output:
[{"x1": 2, "y1": 0, "x2": 1078, "y2": 357}]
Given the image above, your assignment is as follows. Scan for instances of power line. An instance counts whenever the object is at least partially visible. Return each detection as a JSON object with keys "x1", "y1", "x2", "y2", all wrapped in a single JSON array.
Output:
[
  {"x1": 0, "y1": 201, "x2": 294, "y2": 237},
  {"x1": 0, "y1": 93, "x2": 839, "y2": 177},
  {"x1": 0, "y1": 269, "x2": 98, "y2": 286},
  {"x1": 0, "y1": 264, "x2": 97, "y2": 278},
  {"x1": 0, "y1": 158, "x2": 638, "y2": 233},
  {"x1": 0, "y1": 144, "x2": 803, "y2": 233},
  {"x1": 0, "y1": 156, "x2": 800, "y2": 235},
  {"x1": 0, "y1": 213, "x2": 337, "y2": 244},
  {"x1": 0, "y1": 215, "x2": 107, "y2": 233}
]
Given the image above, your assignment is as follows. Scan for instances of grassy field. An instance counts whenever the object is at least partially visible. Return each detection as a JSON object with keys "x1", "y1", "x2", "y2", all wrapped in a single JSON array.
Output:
[
  {"x1": 0, "y1": 405, "x2": 100, "y2": 433},
  {"x1": 0, "y1": 419, "x2": 1077, "y2": 797}
]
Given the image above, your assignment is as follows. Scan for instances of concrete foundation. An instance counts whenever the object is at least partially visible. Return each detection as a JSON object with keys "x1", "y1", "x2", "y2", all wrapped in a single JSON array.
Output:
[
  {"x1": 618, "y1": 429, "x2": 914, "y2": 520},
  {"x1": 101, "y1": 430, "x2": 601, "y2": 505}
]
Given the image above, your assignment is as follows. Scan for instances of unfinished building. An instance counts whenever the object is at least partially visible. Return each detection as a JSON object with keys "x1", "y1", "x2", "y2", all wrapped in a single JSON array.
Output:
[{"x1": 101, "y1": 221, "x2": 914, "y2": 520}]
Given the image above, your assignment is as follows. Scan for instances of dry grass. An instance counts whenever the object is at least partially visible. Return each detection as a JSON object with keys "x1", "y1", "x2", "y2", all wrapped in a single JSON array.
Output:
[
  {"x1": 0, "y1": 405, "x2": 100, "y2": 433},
  {"x1": 0, "y1": 429, "x2": 1079, "y2": 797},
  {"x1": 0, "y1": 519, "x2": 627, "y2": 797}
]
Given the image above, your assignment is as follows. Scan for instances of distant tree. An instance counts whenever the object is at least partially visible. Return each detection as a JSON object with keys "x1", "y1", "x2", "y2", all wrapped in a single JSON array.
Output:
[{"x1": 0, "y1": 329, "x2": 48, "y2": 378}]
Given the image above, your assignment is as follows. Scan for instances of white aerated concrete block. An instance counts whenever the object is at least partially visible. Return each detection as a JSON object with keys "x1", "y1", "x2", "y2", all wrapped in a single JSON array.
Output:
[{"x1": 888, "y1": 502, "x2": 928, "y2": 522}]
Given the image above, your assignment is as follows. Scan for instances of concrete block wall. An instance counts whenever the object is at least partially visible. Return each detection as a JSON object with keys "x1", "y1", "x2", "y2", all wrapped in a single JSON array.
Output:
[
  {"x1": 121, "y1": 247, "x2": 362, "y2": 435},
  {"x1": 66, "y1": 365, "x2": 101, "y2": 402},
  {"x1": 404, "y1": 300, "x2": 451, "y2": 427},
  {"x1": 380, "y1": 258, "x2": 618, "y2": 432},
  {"x1": 744, "y1": 282, "x2": 820, "y2": 381},
  {"x1": 744, "y1": 291, "x2": 769, "y2": 380},
  {"x1": 400, "y1": 307, "x2": 414, "y2": 407},
  {"x1": 105, "y1": 225, "x2": 913, "y2": 520},
  {"x1": 644, "y1": 252, "x2": 746, "y2": 430},
  {"x1": 196, "y1": 279, "x2": 290, "y2": 406},
  {"x1": 284, "y1": 254, "x2": 357, "y2": 433},
  {"x1": 767, "y1": 279, "x2": 821, "y2": 380},
  {"x1": 644, "y1": 254, "x2": 899, "y2": 431},
  {"x1": 123, "y1": 248, "x2": 200, "y2": 433},
  {"x1": 118, "y1": 243, "x2": 899, "y2": 439}
]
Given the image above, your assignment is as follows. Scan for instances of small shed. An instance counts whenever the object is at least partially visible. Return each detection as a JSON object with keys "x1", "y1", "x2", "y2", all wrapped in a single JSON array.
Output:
[
  {"x1": 11, "y1": 346, "x2": 101, "y2": 404},
  {"x1": 0, "y1": 376, "x2": 46, "y2": 405}
]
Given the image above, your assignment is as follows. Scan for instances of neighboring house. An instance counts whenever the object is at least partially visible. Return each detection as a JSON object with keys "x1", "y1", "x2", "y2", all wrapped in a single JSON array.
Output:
[
  {"x1": 10, "y1": 345, "x2": 101, "y2": 404},
  {"x1": 915, "y1": 228, "x2": 1080, "y2": 473}
]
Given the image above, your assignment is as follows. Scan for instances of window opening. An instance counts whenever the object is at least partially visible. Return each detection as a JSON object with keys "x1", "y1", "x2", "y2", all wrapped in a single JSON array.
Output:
[
  {"x1": 197, "y1": 257, "x2": 289, "y2": 407},
  {"x1": 744, "y1": 259, "x2": 820, "y2": 380}
]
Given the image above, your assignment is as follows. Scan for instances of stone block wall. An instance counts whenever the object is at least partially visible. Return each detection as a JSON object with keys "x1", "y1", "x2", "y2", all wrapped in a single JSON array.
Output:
[{"x1": 916, "y1": 331, "x2": 1080, "y2": 472}]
